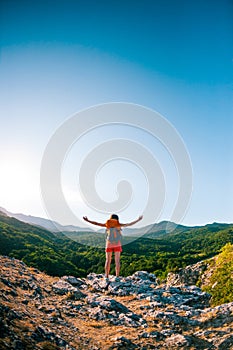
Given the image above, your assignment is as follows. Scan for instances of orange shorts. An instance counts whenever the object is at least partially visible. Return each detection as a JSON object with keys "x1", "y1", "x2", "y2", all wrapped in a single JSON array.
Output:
[{"x1": 105, "y1": 241, "x2": 122, "y2": 253}]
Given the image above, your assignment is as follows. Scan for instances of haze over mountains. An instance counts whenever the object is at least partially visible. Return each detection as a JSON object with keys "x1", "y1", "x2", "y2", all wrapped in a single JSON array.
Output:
[
  {"x1": 0, "y1": 205, "x2": 229, "y2": 237},
  {"x1": 0, "y1": 206, "x2": 187, "y2": 236},
  {"x1": 0, "y1": 206, "x2": 93, "y2": 233}
]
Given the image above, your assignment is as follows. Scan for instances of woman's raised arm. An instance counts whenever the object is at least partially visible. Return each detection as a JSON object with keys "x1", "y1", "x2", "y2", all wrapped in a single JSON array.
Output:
[
  {"x1": 83, "y1": 216, "x2": 106, "y2": 227},
  {"x1": 120, "y1": 215, "x2": 143, "y2": 227}
]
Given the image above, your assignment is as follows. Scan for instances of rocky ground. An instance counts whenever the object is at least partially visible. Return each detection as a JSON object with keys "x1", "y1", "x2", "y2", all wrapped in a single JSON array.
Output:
[{"x1": 0, "y1": 256, "x2": 233, "y2": 349}]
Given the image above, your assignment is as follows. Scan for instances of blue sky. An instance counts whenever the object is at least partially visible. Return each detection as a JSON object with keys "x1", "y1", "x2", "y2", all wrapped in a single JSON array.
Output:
[{"x1": 0, "y1": 0, "x2": 232, "y2": 227}]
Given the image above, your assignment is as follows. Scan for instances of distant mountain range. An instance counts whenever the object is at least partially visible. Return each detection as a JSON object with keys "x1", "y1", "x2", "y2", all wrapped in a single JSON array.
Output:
[
  {"x1": 0, "y1": 206, "x2": 194, "y2": 237},
  {"x1": 0, "y1": 206, "x2": 231, "y2": 237},
  {"x1": 0, "y1": 206, "x2": 93, "y2": 232},
  {"x1": 120, "y1": 221, "x2": 189, "y2": 236}
]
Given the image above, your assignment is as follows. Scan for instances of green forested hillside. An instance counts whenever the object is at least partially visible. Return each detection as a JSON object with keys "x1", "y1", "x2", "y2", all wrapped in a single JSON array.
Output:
[
  {"x1": 0, "y1": 211, "x2": 232, "y2": 279},
  {"x1": 0, "y1": 212, "x2": 103, "y2": 277},
  {"x1": 201, "y1": 243, "x2": 233, "y2": 306}
]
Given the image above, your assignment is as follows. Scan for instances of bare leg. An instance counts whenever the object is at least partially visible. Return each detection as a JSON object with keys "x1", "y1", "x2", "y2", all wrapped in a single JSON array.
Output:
[
  {"x1": 114, "y1": 251, "x2": 121, "y2": 277},
  {"x1": 105, "y1": 252, "x2": 112, "y2": 278}
]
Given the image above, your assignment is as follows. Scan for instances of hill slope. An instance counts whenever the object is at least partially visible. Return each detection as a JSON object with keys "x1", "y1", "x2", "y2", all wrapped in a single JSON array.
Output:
[{"x1": 0, "y1": 210, "x2": 92, "y2": 277}]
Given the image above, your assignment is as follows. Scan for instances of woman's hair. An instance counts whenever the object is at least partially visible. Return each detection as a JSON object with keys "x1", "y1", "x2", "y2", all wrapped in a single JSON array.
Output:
[{"x1": 111, "y1": 214, "x2": 119, "y2": 221}]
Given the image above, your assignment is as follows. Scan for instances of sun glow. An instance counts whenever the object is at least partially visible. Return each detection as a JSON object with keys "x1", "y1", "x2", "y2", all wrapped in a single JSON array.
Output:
[{"x1": 0, "y1": 153, "x2": 39, "y2": 213}]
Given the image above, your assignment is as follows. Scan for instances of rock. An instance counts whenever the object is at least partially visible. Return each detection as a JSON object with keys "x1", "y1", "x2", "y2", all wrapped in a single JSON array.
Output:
[
  {"x1": 110, "y1": 336, "x2": 139, "y2": 349},
  {"x1": 52, "y1": 280, "x2": 76, "y2": 294},
  {"x1": 86, "y1": 272, "x2": 157, "y2": 297},
  {"x1": 32, "y1": 325, "x2": 69, "y2": 347},
  {"x1": 85, "y1": 272, "x2": 210, "y2": 310},
  {"x1": 165, "y1": 285, "x2": 211, "y2": 309},
  {"x1": 166, "y1": 260, "x2": 208, "y2": 287},
  {"x1": 194, "y1": 329, "x2": 233, "y2": 349},
  {"x1": 164, "y1": 333, "x2": 192, "y2": 348},
  {"x1": 215, "y1": 334, "x2": 233, "y2": 349},
  {"x1": 1, "y1": 277, "x2": 13, "y2": 288},
  {"x1": 131, "y1": 271, "x2": 157, "y2": 282},
  {"x1": 61, "y1": 275, "x2": 87, "y2": 288},
  {"x1": 52, "y1": 279, "x2": 86, "y2": 299},
  {"x1": 94, "y1": 298, "x2": 129, "y2": 314},
  {"x1": 85, "y1": 295, "x2": 146, "y2": 327},
  {"x1": 139, "y1": 331, "x2": 164, "y2": 340},
  {"x1": 199, "y1": 302, "x2": 233, "y2": 327}
]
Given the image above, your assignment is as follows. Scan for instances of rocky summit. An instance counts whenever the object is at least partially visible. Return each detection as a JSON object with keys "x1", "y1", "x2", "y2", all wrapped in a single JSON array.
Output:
[{"x1": 0, "y1": 256, "x2": 233, "y2": 349}]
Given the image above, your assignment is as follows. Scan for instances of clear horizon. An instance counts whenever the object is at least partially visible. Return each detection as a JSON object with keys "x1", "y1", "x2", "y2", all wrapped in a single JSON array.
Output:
[{"x1": 0, "y1": 0, "x2": 232, "y2": 227}]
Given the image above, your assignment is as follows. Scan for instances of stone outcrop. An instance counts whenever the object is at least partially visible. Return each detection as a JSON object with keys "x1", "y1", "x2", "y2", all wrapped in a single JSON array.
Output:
[
  {"x1": 166, "y1": 260, "x2": 209, "y2": 287},
  {"x1": 0, "y1": 255, "x2": 233, "y2": 349}
]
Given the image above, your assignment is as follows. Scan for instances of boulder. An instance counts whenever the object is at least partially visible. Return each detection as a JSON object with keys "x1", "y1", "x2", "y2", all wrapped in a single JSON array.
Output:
[
  {"x1": 52, "y1": 279, "x2": 86, "y2": 299},
  {"x1": 61, "y1": 275, "x2": 87, "y2": 288}
]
